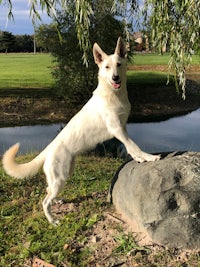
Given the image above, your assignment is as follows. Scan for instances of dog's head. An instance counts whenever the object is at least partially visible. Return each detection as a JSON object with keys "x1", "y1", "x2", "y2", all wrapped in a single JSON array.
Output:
[{"x1": 93, "y1": 37, "x2": 127, "y2": 91}]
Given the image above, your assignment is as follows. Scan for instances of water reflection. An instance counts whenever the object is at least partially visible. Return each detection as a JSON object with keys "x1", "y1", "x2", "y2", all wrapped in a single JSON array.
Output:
[
  {"x1": 127, "y1": 108, "x2": 200, "y2": 153},
  {"x1": 0, "y1": 124, "x2": 64, "y2": 154},
  {"x1": 0, "y1": 109, "x2": 199, "y2": 155}
]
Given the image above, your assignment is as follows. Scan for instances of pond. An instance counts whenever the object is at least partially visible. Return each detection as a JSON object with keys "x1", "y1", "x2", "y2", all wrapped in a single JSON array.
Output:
[{"x1": 0, "y1": 108, "x2": 200, "y2": 155}]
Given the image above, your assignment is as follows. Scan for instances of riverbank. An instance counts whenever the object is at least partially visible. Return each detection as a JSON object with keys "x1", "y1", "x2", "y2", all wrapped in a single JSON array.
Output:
[
  {"x1": 0, "y1": 77, "x2": 200, "y2": 127},
  {"x1": 129, "y1": 77, "x2": 200, "y2": 122}
]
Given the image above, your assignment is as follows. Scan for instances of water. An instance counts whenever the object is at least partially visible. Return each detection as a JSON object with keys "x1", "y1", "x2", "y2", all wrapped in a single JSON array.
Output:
[
  {"x1": 0, "y1": 109, "x2": 200, "y2": 155},
  {"x1": 127, "y1": 108, "x2": 200, "y2": 153},
  {"x1": 0, "y1": 124, "x2": 64, "y2": 154}
]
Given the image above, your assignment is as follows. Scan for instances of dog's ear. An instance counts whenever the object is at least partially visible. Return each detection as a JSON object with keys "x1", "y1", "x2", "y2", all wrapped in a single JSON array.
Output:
[
  {"x1": 93, "y1": 43, "x2": 107, "y2": 65},
  {"x1": 114, "y1": 37, "x2": 127, "y2": 58}
]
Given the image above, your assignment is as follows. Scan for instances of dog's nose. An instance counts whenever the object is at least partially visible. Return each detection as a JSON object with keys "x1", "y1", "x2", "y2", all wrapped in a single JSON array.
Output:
[{"x1": 112, "y1": 75, "x2": 120, "y2": 82}]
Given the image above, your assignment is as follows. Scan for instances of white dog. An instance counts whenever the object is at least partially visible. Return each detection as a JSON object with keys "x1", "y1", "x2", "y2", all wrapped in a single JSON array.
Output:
[{"x1": 2, "y1": 37, "x2": 160, "y2": 225}]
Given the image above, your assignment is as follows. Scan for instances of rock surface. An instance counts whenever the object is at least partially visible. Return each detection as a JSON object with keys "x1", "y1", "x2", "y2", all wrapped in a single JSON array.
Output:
[{"x1": 110, "y1": 152, "x2": 200, "y2": 249}]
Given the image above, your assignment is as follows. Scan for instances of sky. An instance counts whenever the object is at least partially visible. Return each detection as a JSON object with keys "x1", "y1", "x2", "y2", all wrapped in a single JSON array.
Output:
[{"x1": 0, "y1": 0, "x2": 52, "y2": 35}]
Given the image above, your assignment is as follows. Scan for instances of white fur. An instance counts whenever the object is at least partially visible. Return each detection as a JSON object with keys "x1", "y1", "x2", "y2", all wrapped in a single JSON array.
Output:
[{"x1": 2, "y1": 37, "x2": 160, "y2": 224}]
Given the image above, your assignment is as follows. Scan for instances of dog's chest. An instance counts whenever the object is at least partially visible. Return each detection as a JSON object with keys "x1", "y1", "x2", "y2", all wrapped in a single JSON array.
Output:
[
  {"x1": 109, "y1": 96, "x2": 131, "y2": 119},
  {"x1": 115, "y1": 103, "x2": 130, "y2": 124},
  {"x1": 86, "y1": 93, "x2": 131, "y2": 124}
]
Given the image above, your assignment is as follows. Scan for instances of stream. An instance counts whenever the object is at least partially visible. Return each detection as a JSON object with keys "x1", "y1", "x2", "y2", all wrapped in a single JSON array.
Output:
[{"x1": 0, "y1": 108, "x2": 200, "y2": 155}]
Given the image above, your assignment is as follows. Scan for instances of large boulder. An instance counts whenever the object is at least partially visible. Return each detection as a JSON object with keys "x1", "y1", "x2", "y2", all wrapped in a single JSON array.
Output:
[{"x1": 110, "y1": 152, "x2": 200, "y2": 249}]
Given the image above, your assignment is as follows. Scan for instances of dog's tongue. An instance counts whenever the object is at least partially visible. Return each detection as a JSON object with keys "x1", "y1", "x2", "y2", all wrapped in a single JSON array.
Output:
[{"x1": 113, "y1": 82, "x2": 121, "y2": 89}]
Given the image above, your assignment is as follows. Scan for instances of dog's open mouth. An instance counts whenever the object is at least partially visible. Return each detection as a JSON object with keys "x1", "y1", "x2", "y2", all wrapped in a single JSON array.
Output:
[{"x1": 112, "y1": 81, "x2": 121, "y2": 89}]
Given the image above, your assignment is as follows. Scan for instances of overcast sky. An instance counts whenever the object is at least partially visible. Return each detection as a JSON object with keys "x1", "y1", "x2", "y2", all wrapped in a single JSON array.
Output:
[{"x1": 0, "y1": 0, "x2": 52, "y2": 35}]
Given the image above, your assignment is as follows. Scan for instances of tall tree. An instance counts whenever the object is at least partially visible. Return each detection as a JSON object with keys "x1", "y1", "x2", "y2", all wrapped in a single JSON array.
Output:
[
  {"x1": 35, "y1": 24, "x2": 58, "y2": 52},
  {"x1": 2, "y1": 0, "x2": 200, "y2": 97},
  {"x1": 15, "y1": 34, "x2": 34, "y2": 52},
  {"x1": 0, "y1": 31, "x2": 15, "y2": 53},
  {"x1": 35, "y1": 8, "x2": 126, "y2": 100}
]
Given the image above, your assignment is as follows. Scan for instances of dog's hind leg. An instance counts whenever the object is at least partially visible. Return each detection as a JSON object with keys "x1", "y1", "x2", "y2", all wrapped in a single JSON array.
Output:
[
  {"x1": 42, "y1": 147, "x2": 75, "y2": 225},
  {"x1": 42, "y1": 178, "x2": 65, "y2": 225}
]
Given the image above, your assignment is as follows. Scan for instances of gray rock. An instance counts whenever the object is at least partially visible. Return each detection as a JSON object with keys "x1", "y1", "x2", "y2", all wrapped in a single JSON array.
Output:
[{"x1": 110, "y1": 152, "x2": 200, "y2": 249}]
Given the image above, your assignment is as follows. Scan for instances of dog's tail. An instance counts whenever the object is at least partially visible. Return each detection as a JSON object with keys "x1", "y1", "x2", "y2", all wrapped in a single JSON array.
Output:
[{"x1": 2, "y1": 143, "x2": 45, "y2": 179}]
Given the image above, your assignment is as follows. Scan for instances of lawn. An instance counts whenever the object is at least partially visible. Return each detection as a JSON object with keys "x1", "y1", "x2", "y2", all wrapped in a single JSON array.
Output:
[
  {"x1": 0, "y1": 53, "x2": 54, "y2": 89},
  {"x1": 1, "y1": 154, "x2": 200, "y2": 266},
  {"x1": 0, "y1": 52, "x2": 171, "y2": 91},
  {"x1": 0, "y1": 52, "x2": 199, "y2": 91},
  {"x1": 132, "y1": 52, "x2": 200, "y2": 65},
  {"x1": 133, "y1": 53, "x2": 170, "y2": 65},
  {"x1": 0, "y1": 154, "x2": 124, "y2": 266}
]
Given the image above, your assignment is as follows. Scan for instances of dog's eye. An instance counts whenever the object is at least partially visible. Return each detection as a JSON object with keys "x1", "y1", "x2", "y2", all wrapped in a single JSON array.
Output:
[
  {"x1": 117, "y1": 63, "x2": 121, "y2": 67},
  {"x1": 105, "y1": 65, "x2": 110, "y2": 69}
]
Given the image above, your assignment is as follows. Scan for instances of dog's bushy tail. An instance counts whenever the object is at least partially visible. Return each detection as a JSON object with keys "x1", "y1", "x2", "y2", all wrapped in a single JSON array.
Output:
[{"x1": 2, "y1": 143, "x2": 45, "y2": 179}]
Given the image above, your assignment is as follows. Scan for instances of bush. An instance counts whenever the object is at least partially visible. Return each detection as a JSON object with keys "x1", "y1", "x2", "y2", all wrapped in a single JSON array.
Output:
[{"x1": 37, "y1": 12, "x2": 126, "y2": 101}]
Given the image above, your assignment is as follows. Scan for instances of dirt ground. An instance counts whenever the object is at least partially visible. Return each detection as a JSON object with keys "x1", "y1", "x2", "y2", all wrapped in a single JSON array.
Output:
[
  {"x1": 0, "y1": 65, "x2": 200, "y2": 127},
  {"x1": 0, "y1": 78, "x2": 200, "y2": 127},
  {"x1": 31, "y1": 194, "x2": 199, "y2": 267}
]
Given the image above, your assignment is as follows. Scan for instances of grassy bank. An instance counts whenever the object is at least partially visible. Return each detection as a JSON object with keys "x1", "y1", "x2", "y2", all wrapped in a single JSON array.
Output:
[
  {"x1": 0, "y1": 154, "x2": 123, "y2": 266},
  {"x1": 0, "y1": 52, "x2": 172, "y2": 95},
  {"x1": 1, "y1": 154, "x2": 200, "y2": 266}
]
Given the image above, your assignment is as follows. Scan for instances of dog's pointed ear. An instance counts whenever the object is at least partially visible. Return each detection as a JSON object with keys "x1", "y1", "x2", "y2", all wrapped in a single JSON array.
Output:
[
  {"x1": 114, "y1": 37, "x2": 127, "y2": 58},
  {"x1": 93, "y1": 43, "x2": 108, "y2": 65}
]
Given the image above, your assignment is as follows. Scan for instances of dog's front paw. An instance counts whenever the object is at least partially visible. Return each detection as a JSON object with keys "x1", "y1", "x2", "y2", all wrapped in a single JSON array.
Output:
[
  {"x1": 134, "y1": 153, "x2": 160, "y2": 163},
  {"x1": 147, "y1": 154, "x2": 161, "y2": 162}
]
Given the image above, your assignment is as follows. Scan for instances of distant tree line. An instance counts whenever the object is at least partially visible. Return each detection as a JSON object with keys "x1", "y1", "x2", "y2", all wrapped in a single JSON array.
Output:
[{"x1": 0, "y1": 30, "x2": 39, "y2": 53}]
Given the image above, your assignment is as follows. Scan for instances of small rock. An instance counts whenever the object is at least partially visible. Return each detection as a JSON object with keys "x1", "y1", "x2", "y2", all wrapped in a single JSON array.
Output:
[
  {"x1": 32, "y1": 257, "x2": 56, "y2": 267},
  {"x1": 91, "y1": 235, "x2": 98, "y2": 243}
]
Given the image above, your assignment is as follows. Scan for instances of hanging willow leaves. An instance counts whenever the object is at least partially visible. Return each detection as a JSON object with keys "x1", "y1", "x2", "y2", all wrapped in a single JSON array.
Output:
[
  {"x1": 143, "y1": 0, "x2": 200, "y2": 98},
  {"x1": 74, "y1": 0, "x2": 93, "y2": 66}
]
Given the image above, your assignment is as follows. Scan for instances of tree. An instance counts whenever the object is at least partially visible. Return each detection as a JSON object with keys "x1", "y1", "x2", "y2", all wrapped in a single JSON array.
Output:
[
  {"x1": 35, "y1": 24, "x2": 59, "y2": 52},
  {"x1": 0, "y1": 31, "x2": 15, "y2": 53},
  {"x1": 0, "y1": 32, "x2": 36, "y2": 52},
  {"x1": 2, "y1": 0, "x2": 200, "y2": 97},
  {"x1": 15, "y1": 35, "x2": 34, "y2": 52},
  {"x1": 36, "y1": 10, "x2": 126, "y2": 100},
  {"x1": 143, "y1": 0, "x2": 200, "y2": 98}
]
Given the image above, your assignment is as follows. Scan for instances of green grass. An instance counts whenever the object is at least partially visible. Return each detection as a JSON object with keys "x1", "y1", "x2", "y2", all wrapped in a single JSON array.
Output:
[
  {"x1": 132, "y1": 53, "x2": 200, "y2": 65},
  {"x1": 1, "y1": 154, "x2": 200, "y2": 266},
  {"x1": 0, "y1": 53, "x2": 171, "y2": 92},
  {"x1": 127, "y1": 70, "x2": 171, "y2": 86},
  {"x1": 0, "y1": 53, "x2": 54, "y2": 89},
  {"x1": 133, "y1": 53, "x2": 170, "y2": 65},
  {"x1": 0, "y1": 154, "x2": 123, "y2": 266},
  {"x1": 0, "y1": 52, "x2": 199, "y2": 92}
]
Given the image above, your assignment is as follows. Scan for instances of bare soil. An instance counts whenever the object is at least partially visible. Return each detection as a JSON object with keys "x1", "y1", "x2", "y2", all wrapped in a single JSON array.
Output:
[
  {"x1": 31, "y1": 193, "x2": 200, "y2": 267},
  {"x1": 0, "y1": 65, "x2": 200, "y2": 127},
  {"x1": 0, "y1": 91, "x2": 82, "y2": 127},
  {"x1": 0, "y1": 79, "x2": 200, "y2": 127}
]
